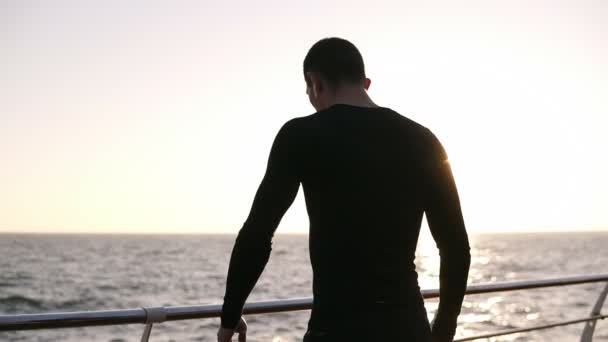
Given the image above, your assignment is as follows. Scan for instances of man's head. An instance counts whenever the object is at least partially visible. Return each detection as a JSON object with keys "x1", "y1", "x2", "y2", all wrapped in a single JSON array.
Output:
[{"x1": 303, "y1": 37, "x2": 371, "y2": 111}]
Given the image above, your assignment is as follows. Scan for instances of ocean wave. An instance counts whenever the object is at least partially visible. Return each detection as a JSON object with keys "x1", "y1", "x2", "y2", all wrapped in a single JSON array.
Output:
[
  {"x1": 52, "y1": 297, "x2": 96, "y2": 311},
  {"x1": 0, "y1": 282, "x2": 18, "y2": 288},
  {"x1": 0, "y1": 295, "x2": 46, "y2": 312},
  {"x1": 0, "y1": 295, "x2": 100, "y2": 314}
]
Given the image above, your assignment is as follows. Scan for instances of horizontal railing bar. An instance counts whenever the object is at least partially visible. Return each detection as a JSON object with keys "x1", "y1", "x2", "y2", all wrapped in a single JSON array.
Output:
[
  {"x1": 1, "y1": 273, "x2": 607, "y2": 331},
  {"x1": 451, "y1": 273, "x2": 608, "y2": 297},
  {"x1": 0, "y1": 308, "x2": 145, "y2": 331},
  {"x1": 454, "y1": 314, "x2": 608, "y2": 341}
]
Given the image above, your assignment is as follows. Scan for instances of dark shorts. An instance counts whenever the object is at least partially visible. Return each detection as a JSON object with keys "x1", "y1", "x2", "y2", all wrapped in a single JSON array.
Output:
[{"x1": 302, "y1": 303, "x2": 433, "y2": 342}]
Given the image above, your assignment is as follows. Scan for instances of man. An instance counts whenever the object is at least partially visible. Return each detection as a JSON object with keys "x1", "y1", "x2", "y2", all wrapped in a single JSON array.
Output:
[{"x1": 217, "y1": 37, "x2": 471, "y2": 342}]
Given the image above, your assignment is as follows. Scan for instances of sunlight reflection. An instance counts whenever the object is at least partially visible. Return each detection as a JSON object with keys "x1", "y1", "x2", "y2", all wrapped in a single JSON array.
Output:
[
  {"x1": 478, "y1": 296, "x2": 504, "y2": 310},
  {"x1": 415, "y1": 231, "x2": 440, "y2": 290},
  {"x1": 526, "y1": 312, "x2": 540, "y2": 320},
  {"x1": 459, "y1": 313, "x2": 492, "y2": 323}
]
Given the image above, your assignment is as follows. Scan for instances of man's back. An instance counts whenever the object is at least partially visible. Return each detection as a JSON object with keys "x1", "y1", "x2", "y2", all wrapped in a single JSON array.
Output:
[
  {"x1": 299, "y1": 104, "x2": 437, "y2": 305},
  {"x1": 294, "y1": 104, "x2": 470, "y2": 340}
]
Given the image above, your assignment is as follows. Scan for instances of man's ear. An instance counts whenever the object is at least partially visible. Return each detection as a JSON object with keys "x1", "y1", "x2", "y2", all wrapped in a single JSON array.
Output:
[
  {"x1": 309, "y1": 72, "x2": 323, "y2": 98},
  {"x1": 304, "y1": 72, "x2": 313, "y2": 89},
  {"x1": 364, "y1": 77, "x2": 371, "y2": 90}
]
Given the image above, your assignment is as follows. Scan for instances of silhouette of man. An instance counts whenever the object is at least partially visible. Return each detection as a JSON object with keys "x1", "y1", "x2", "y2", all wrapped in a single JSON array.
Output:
[{"x1": 217, "y1": 37, "x2": 471, "y2": 342}]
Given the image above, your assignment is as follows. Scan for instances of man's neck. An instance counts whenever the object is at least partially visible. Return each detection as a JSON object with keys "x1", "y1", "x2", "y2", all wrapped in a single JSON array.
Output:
[{"x1": 328, "y1": 87, "x2": 379, "y2": 108}]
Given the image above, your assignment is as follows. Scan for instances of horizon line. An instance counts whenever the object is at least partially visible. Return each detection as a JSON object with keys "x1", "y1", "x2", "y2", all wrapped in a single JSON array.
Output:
[{"x1": 0, "y1": 229, "x2": 607, "y2": 235}]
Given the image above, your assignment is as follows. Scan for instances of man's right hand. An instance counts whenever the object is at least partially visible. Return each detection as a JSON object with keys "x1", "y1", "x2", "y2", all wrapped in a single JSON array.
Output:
[{"x1": 430, "y1": 313, "x2": 457, "y2": 342}]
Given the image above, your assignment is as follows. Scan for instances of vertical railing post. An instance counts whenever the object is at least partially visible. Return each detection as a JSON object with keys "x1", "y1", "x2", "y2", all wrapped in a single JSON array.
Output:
[
  {"x1": 140, "y1": 307, "x2": 167, "y2": 342},
  {"x1": 580, "y1": 281, "x2": 608, "y2": 342}
]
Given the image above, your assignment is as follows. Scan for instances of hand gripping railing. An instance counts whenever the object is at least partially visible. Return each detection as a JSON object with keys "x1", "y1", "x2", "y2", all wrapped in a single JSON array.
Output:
[{"x1": 1, "y1": 273, "x2": 607, "y2": 341}]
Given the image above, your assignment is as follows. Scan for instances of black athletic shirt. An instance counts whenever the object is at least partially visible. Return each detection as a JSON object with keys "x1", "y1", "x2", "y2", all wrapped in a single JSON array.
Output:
[{"x1": 220, "y1": 103, "x2": 471, "y2": 340}]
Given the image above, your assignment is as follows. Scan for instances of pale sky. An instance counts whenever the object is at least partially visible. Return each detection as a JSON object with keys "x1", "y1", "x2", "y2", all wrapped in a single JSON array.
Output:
[{"x1": 1, "y1": 0, "x2": 607, "y2": 234}]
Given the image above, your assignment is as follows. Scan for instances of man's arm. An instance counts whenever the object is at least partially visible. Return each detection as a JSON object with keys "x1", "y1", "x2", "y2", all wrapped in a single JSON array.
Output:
[
  {"x1": 424, "y1": 129, "x2": 471, "y2": 341},
  {"x1": 220, "y1": 119, "x2": 301, "y2": 329}
]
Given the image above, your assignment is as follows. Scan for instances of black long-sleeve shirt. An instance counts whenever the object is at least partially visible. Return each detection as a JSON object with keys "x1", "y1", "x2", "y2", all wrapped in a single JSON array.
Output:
[{"x1": 220, "y1": 103, "x2": 471, "y2": 340}]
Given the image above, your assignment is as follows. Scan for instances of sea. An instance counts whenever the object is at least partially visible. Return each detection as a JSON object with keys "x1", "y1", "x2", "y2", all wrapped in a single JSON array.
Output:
[{"x1": 1, "y1": 232, "x2": 607, "y2": 342}]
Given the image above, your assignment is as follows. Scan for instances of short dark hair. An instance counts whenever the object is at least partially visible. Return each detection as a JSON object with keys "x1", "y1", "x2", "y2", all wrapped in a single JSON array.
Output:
[{"x1": 303, "y1": 37, "x2": 366, "y2": 87}]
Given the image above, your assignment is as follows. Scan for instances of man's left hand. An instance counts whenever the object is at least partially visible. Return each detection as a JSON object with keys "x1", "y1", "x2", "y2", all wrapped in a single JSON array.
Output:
[{"x1": 217, "y1": 317, "x2": 247, "y2": 342}]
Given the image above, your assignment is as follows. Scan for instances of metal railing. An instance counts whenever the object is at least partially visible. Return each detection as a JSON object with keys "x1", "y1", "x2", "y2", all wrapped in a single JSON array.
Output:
[{"x1": 1, "y1": 273, "x2": 607, "y2": 341}]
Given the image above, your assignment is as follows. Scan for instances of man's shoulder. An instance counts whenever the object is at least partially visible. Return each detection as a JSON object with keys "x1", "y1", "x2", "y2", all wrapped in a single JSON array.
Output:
[
  {"x1": 278, "y1": 113, "x2": 317, "y2": 136},
  {"x1": 289, "y1": 111, "x2": 318, "y2": 124},
  {"x1": 384, "y1": 108, "x2": 438, "y2": 142},
  {"x1": 283, "y1": 115, "x2": 311, "y2": 128}
]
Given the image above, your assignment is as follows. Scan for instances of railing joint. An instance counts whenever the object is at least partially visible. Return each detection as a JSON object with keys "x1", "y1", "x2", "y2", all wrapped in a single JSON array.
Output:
[
  {"x1": 140, "y1": 306, "x2": 167, "y2": 342},
  {"x1": 142, "y1": 306, "x2": 167, "y2": 324}
]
